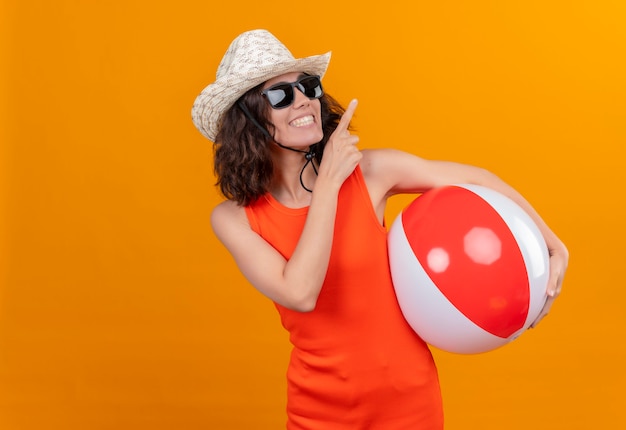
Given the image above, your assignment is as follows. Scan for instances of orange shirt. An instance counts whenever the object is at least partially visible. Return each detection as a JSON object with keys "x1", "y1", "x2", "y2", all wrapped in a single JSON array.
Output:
[{"x1": 245, "y1": 166, "x2": 443, "y2": 429}]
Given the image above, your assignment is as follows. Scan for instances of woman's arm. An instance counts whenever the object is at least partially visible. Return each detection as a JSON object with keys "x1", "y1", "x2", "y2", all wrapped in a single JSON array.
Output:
[
  {"x1": 362, "y1": 148, "x2": 569, "y2": 326},
  {"x1": 211, "y1": 182, "x2": 340, "y2": 312}
]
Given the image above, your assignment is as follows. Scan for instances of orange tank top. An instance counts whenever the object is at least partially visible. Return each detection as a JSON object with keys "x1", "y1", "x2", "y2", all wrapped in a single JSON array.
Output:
[{"x1": 245, "y1": 166, "x2": 443, "y2": 429}]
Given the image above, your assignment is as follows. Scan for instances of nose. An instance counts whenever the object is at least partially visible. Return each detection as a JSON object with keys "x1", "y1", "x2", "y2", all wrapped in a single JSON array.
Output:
[{"x1": 292, "y1": 86, "x2": 310, "y2": 107}]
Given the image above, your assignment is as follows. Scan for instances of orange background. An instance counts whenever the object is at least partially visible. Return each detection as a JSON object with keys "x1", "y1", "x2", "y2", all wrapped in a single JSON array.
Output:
[{"x1": 2, "y1": 1, "x2": 625, "y2": 429}]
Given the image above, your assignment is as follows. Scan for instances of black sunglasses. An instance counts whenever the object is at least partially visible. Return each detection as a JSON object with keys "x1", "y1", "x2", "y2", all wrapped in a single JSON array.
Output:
[{"x1": 261, "y1": 75, "x2": 324, "y2": 109}]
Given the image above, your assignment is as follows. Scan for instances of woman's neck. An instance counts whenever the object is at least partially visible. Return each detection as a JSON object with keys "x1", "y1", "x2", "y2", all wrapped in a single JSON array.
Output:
[{"x1": 270, "y1": 150, "x2": 317, "y2": 207}]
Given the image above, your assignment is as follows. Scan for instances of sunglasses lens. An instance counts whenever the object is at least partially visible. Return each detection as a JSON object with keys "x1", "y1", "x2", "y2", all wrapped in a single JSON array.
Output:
[
  {"x1": 265, "y1": 84, "x2": 294, "y2": 109},
  {"x1": 298, "y1": 76, "x2": 323, "y2": 99}
]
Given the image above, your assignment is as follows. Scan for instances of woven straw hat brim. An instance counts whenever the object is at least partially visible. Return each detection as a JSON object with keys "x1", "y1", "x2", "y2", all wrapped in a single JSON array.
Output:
[{"x1": 192, "y1": 52, "x2": 331, "y2": 142}]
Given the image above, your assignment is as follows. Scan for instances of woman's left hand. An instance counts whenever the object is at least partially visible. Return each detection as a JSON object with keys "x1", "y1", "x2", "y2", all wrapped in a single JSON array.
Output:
[{"x1": 530, "y1": 241, "x2": 569, "y2": 328}]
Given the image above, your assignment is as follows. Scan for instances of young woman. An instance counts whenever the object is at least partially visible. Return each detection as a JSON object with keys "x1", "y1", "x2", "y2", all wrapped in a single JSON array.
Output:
[{"x1": 192, "y1": 29, "x2": 568, "y2": 430}]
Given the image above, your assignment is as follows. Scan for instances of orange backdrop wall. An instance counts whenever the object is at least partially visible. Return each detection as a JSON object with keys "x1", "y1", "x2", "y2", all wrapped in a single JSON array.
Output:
[{"x1": 2, "y1": 1, "x2": 625, "y2": 429}]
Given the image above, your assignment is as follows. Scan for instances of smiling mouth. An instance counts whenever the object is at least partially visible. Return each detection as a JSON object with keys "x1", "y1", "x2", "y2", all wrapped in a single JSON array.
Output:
[{"x1": 290, "y1": 115, "x2": 315, "y2": 127}]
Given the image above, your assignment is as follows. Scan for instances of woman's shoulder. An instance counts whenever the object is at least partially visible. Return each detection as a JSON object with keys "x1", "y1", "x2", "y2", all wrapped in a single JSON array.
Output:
[
  {"x1": 212, "y1": 198, "x2": 241, "y2": 213},
  {"x1": 210, "y1": 199, "x2": 249, "y2": 231}
]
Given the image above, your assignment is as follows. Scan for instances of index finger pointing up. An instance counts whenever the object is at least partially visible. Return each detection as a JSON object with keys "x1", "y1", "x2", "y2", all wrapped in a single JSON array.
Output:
[{"x1": 336, "y1": 99, "x2": 358, "y2": 133}]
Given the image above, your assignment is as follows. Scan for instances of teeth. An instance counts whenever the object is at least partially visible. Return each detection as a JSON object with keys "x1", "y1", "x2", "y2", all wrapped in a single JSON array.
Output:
[{"x1": 290, "y1": 115, "x2": 314, "y2": 127}]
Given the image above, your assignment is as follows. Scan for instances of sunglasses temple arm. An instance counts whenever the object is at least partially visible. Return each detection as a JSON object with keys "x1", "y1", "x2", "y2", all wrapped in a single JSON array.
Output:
[{"x1": 237, "y1": 100, "x2": 273, "y2": 140}]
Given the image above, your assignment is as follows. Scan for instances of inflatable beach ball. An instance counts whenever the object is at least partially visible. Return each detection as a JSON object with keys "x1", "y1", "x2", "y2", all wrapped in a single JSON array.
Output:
[{"x1": 388, "y1": 184, "x2": 550, "y2": 354}]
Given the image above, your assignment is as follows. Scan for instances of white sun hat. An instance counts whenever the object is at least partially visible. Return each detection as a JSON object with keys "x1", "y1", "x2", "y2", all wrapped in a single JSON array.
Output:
[{"x1": 191, "y1": 29, "x2": 332, "y2": 142}]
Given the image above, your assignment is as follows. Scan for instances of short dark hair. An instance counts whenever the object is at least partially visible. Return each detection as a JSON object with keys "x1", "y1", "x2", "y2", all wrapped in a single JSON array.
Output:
[{"x1": 213, "y1": 84, "x2": 347, "y2": 206}]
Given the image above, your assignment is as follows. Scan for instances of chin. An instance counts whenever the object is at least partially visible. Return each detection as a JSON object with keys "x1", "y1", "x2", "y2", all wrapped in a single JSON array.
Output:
[{"x1": 281, "y1": 131, "x2": 324, "y2": 147}]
